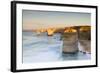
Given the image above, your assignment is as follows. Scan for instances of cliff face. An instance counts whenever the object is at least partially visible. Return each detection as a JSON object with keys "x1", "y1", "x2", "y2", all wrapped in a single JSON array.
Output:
[
  {"x1": 61, "y1": 26, "x2": 91, "y2": 53},
  {"x1": 79, "y1": 40, "x2": 91, "y2": 53},
  {"x1": 79, "y1": 26, "x2": 91, "y2": 53},
  {"x1": 79, "y1": 30, "x2": 91, "y2": 40},
  {"x1": 62, "y1": 32, "x2": 78, "y2": 53}
]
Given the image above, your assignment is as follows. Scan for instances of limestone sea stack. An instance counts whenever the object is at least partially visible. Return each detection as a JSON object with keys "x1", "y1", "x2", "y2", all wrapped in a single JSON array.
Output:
[{"x1": 62, "y1": 32, "x2": 78, "y2": 53}]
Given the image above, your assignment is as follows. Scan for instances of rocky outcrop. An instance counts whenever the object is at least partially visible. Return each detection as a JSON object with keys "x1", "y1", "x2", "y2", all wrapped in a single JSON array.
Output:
[
  {"x1": 79, "y1": 40, "x2": 91, "y2": 54},
  {"x1": 62, "y1": 32, "x2": 78, "y2": 53}
]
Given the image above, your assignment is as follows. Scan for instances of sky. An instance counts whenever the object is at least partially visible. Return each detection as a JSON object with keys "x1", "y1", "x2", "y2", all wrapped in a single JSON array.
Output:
[{"x1": 22, "y1": 10, "x2": 91, "y2": 30}]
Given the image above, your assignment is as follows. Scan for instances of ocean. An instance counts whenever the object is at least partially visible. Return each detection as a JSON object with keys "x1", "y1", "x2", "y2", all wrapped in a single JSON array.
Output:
[{"x1": 23, "y1": 31, "x2": 91, "y2": 63}]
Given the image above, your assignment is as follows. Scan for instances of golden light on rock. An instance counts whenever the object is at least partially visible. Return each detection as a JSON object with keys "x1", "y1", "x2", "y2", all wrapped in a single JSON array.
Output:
[
  {"x1": 64, "y1": 28, "x2": 77, "y2": 33},
  {"x1": 33, "y1": 26, "x2": 91, "y2": 35},
  {"x1": 47, "y1": 28, "x2": 55, "y2": 36},
  {"x1": 80, "y1": 26, "x2": 91, "y2": 32}
]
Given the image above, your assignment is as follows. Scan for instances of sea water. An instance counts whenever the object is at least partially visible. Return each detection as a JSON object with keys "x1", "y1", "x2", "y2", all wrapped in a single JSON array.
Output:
[
  {"x1": 23, "y1": 31, "x2": 91, "y2": 63},
  {"x1": 23, "y1": 32, "x2": 63, "y2": 63}
]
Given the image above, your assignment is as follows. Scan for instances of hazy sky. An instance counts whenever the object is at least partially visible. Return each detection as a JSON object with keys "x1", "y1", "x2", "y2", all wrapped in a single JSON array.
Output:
[{"x1": 23, "y1": 10, "x2": 91, "y2": 30}]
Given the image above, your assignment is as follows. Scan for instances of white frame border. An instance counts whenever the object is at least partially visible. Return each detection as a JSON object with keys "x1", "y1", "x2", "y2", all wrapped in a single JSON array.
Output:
[{"x1": 16, "y1": 3, "x2": 96, "y2": 70}]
